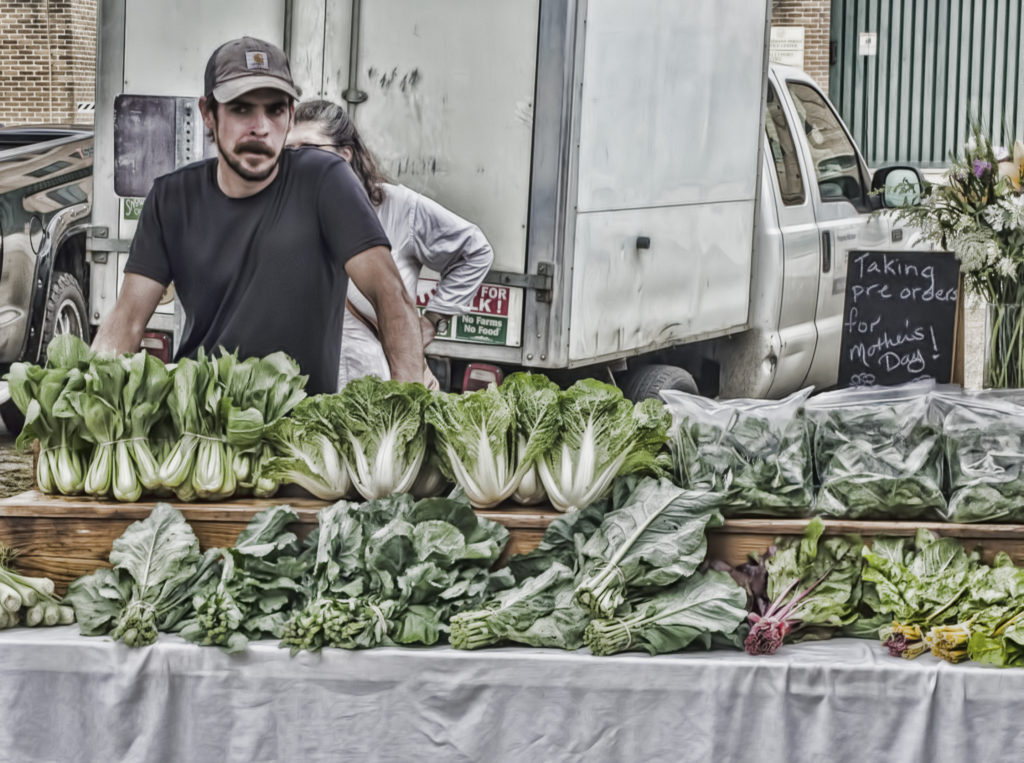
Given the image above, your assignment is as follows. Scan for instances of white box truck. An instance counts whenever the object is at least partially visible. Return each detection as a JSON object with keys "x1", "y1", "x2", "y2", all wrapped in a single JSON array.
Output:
[{"x1": 84, "y1": 0, "x2": 925, "y2": 399}]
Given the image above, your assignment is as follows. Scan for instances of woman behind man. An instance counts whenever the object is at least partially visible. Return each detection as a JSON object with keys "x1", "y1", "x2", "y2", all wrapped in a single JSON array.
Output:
[{"x1": 287, "y1": 99, "x2": 494, "y2": 389}]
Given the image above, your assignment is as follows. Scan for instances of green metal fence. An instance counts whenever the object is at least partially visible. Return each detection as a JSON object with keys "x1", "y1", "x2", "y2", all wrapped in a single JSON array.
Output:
[{"x1": 829, "y1": 0, "x2": 1024, "y2": 168}]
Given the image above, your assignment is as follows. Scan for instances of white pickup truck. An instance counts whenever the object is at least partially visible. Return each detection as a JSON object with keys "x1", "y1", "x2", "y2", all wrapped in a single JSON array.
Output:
[{"x1": 84, "y1": 0, "x2": 925, "y2": 400}]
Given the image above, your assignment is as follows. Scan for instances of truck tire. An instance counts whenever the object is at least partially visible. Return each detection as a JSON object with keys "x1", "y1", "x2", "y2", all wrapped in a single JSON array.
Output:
[
  {"x1": 2, "y1": 272, "x2": 89, "y2": 435},
  {"x1": 39, "y1": 271, "x2": 90, "y2": 361},
  {"x1": 620, "y1": 364, "x2": 698, "y2": 402}
]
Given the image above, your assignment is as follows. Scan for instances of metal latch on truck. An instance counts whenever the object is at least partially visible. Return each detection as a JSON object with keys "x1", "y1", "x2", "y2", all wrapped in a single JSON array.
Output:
[{"x1": 484, "y1": 262, "x2": 554, "y2": 304}]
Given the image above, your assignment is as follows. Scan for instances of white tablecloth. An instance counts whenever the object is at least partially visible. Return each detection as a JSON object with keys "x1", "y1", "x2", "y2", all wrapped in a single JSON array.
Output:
[{"x1": 0, "y1": 628, "x2": 1021, "y2": 763}]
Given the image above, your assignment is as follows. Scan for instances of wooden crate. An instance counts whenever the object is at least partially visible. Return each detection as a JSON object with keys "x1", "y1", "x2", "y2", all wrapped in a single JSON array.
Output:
[{"x1": 6, "y1": 490, "x2": 1024, "y2": 593}]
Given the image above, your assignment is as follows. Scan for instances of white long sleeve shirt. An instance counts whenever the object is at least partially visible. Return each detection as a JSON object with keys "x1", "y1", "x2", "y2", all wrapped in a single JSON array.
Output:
[{"x1": 339, "y1": 182, "x2": 494, "y2": 387}]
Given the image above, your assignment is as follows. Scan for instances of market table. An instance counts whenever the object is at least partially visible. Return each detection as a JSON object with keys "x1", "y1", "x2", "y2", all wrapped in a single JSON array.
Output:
[{"x1": 0, "y1": 628, "x2": 1020, "y2": 763}]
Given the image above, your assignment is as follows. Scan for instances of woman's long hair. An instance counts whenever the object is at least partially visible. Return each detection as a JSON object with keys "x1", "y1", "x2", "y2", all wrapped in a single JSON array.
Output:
[{"x1": 294, "y1": 99, "x2": 388, "y2": 206}]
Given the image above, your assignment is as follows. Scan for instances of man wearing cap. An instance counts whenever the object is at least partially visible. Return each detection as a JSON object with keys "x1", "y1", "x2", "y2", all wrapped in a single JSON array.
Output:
[{"x1": 92, "y1": 36, "x2": 426, "y2": 394}]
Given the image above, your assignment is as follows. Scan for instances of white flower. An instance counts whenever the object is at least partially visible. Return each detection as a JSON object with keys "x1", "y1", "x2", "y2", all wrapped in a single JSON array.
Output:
[
  {"x1": 984, "y1": 205, "x2": 1006, "y2": 232},
  {"x1": 998, "y1": 256, "x2": 1018, "y2": 279},
  {"x1": 951, "y1": 230, "x2": 1001, "y2": 274},
  {"x1": 1003, "y1": 195, "x2": 1024, "y2": 229},
  {"x1": 967, "y1": 135, "x2": 978, "y2": 153}
]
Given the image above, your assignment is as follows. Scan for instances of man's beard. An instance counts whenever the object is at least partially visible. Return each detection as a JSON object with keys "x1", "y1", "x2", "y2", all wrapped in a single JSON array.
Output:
[{"x1": 220, "y1": 140, "x2": 280, "y2": 182}]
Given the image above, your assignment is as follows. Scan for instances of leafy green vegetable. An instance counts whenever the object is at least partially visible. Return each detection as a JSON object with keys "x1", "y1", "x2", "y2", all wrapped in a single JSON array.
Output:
[
  {"x1": 0, "y1": 541, "x2": 74, "y2": 629},
  {"x1": 585, "y1": 569, "x2": 747, "y2": 656},
  {"x1": 744, "y1": 518, "x2": 864, "y2": 655},
  {"x1": 500, "y1": 372, "x2": 561, "y2": 505},
  {"x1": 861, "y1": 528, "x2": 976, "y2": 627},
  {"x1": 334, "y1": 376, "x2": 432, "y2": 500},
  {"x1": 66, "y1": 503, "x2": 219, "y2": 647},
  {"x1": 216, "y1": 350, "x2": 308, "y2": 497},
  {"x1": 805, "y1": 384, "x2": 945, "y2": 519},
  {"x1": 6, "y1": 335, "x2": 92, "y2": 495},
  {"x1": 178, "y1": 505, "x2": 312, "y2": 652},
  {"x1": 449, "y1": 562, "x2": 580, "y2": 649},
  {"x1": 426, "y1": 383, "x2": 527, "y2": 508},
  {"x1": 280, "y1": 493, "x2": 512, "y2": 653},
  {"x1": 263, "y1": 398, "x2": 352, "y2": 500},
  {"x1": 940, "y1": 395, "x2": 1024, "y2": 522},
  {"x1": 574, "y1": 477, "x2": 723, "y2": 618},
  {"x1": 921, "y1": 554, "x2": 1024, "y2": 665},
  {"x1": 663, "y1": 388, "x2": 813, "y2": 517},
  {"x1": 538, "y1": 379, "x2": 671, "y2": 513}
]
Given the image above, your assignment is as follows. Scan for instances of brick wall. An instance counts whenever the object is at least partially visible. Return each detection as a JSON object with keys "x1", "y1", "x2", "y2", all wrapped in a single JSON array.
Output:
[
  {"x1": 0, "y1": 0, "x2": 96, "y2": 126},
  {"x1": 772, "y1": 0, "x2": 831, "y2": 91}
]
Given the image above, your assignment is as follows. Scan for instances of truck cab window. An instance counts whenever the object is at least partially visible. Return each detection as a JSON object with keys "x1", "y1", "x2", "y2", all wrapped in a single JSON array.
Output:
[
  {"x1": 765, "y1": 83, "x2": 805, "y2": 206},
  {"x1": 786, "y1": 81, "x2": 868, "y2": 209}
]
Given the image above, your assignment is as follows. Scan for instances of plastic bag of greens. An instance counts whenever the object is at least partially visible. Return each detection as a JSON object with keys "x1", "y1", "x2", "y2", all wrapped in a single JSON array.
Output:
[
  {"x1": 661, "y1": 387, "x2": 813, "y2": 517},
  {"x1": 938, "y1": 390, "x2": 1024, "y2": 523},
  {"x1": 804, "y1": 381, "x2": 945, "y2": 520}
]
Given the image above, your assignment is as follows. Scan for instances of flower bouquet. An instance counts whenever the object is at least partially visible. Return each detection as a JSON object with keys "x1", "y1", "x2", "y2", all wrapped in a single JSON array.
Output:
[{"x1": 891, "y1": 122, "x2": 1024, "y2": 387}]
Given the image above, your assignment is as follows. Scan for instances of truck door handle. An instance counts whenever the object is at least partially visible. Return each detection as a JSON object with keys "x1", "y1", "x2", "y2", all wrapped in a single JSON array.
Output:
[{"x1": 822, "y1": 231, "x2": 832, "y2": 274}]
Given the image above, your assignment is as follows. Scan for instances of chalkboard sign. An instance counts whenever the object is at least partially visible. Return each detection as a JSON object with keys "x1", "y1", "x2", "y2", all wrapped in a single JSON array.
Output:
[{"x1": 837, "y1": 250, "x2": 960, "y2": 387}]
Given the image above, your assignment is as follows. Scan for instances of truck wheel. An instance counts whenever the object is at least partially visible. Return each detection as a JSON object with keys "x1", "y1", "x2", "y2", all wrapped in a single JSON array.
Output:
[
  {"x1": 39, "y1": 271, "x2": 90, "y2": 361},
  {"x1": 620, "y1": 364, "x2": 698, "y2": 402},
  {"x1": 0, "y1": 399, "x2": 23, "y2": 436}
]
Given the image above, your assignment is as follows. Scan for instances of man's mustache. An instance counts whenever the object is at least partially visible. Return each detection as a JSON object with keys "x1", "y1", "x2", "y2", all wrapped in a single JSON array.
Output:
[{"x1": 234, "y1": 141, "x2": 274, "y2": 156}]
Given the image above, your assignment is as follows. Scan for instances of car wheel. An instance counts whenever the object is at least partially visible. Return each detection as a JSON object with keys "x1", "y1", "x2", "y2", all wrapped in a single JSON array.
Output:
[
  {"x1": 620, "y1": 364, "x2": 699, "y2": 402},
  {"x1": 39, "y1": 270, "x2": 90, "y2": 362}
]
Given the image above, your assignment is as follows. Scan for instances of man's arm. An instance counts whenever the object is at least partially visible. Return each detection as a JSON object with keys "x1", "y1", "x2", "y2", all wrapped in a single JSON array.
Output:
[
  {"x1": 91, "y1": 273, "x2": 166, "y2": 355},
  {"x1": 344, "y1": 246, "x2": 426, "y2": 383}
]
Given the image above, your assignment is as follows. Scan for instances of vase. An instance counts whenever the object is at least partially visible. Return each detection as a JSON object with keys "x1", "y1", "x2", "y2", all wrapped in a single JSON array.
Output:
[{"x1": 984, "y1": 302, "x2": 1024, "y2": 388}]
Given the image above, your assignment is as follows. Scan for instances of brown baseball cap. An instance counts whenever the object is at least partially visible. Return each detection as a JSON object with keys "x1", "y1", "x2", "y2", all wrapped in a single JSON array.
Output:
[{"x1": 204, "y1": 36, "x2": 299, "y2": 102}]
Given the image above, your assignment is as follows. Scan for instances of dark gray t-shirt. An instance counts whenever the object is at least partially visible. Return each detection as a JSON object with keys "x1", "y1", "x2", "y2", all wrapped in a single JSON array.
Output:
[{"x1": 125, "y1": 148, "x2": 390, "y2": 394}]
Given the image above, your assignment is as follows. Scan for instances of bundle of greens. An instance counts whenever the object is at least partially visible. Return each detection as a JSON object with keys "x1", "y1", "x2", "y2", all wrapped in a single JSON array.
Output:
[
  {"x1": 966, "y1": 606, "x2": 1024, "y2": 666},
  {"x1": 804, "y1": 383, "x2": 945, "y2": 520},
  {"x1": 662, "y1": 387, "x2": 813, "y2": 517},
  {"x1": 60, "y1": 350, "x2": 173, "y2": 502},
  {"x1": 426, "y1": 382, "x2": 537, "y2": 508},
  {"x1": 6, "y1": 334, "x2": 93, "y2": 495},
  {"x1": 0, "y1": 542, "x2": 74, "y2": 629},
  {"x1": 955, "y1": 555, "x2": 1024, "y2": 665},
  {"x1": 158, "y1": 352, "x2": 229, "y2": 501},
  {"x1": 744, "y1": 518, "x2": 864, "y2": 655},
  {"x1": 334, "y1": 376, "x2": 433, "y2": 500},
  {"x1": 177, "y1": 505, "x2": 312, "y2": 652},
  {"x1": 585, "y1": 569, "x2": 747, "y2": 656},
  {"x1": 449, "y1": 562, "x2": 579, "y2": 649},
  {"x1": 449, "y1": 494, "x2": 612, "y2": 651},
  {"x1": 574, "y1": 477, "x2": 723, "y2": 618},
  {"x1": 886, "y1": 551, "x2": 1024, "y2": 665},
  {"x1": 66, "y1": 503, "x2": 220, "y2": 646},
  {"x1": 280, "y1": 493, "x2": 512, "y2": 653},
  {"x1": 216, "y1": 351, "x2": 308, "y2": 498},
  {"x1": 500, "y1": 372, "x2": 561, "y2": 505},
  {"x1": 860, "y1": 529, "x2": 978, "y2": 658},
  {"x1": 158, "y1": 349, "x2": 308, "y2": 501},
  {"x1": 939, "y1": 394, "x2": 1024, "y2": 523},
  {"x1": 538, "y1": 379, "x2": 671, "y2": 513},
  {"x1": 263, "y1": 396, "x2": 352, "y2": 499}
]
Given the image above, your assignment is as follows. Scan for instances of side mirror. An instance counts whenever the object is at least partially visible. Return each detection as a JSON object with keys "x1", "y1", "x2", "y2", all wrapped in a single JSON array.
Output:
[{"x1": 870, "y1": 165, "x2": 925, "y2": 208}]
